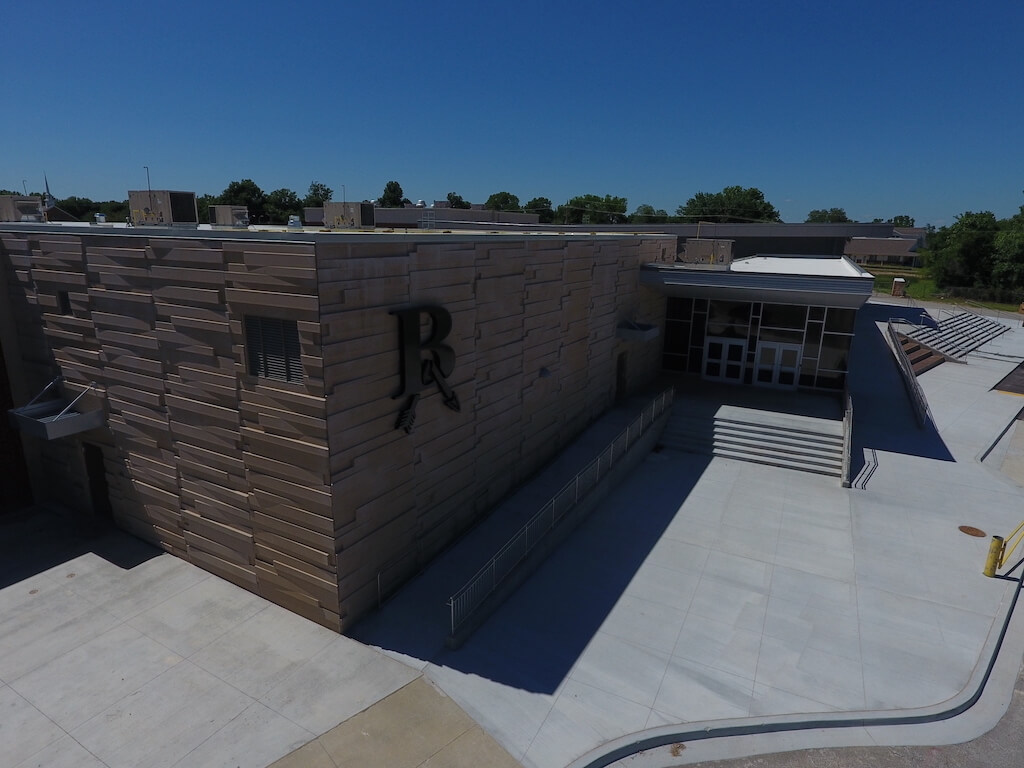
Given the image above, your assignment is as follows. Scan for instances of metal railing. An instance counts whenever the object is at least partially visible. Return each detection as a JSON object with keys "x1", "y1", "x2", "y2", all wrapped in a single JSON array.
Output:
[
  {"x1": 841, "y1": 393, "x2": 853, "y2": 488},
  {"x1": 959, "y1": 299, "x2": 1012, "y2": 325},
  {"x1": 887, "y1": 319, "x2": 932, "y2": 428},
  {"x1": 446, "y1": 387, "x2": 674, "y2": 636}
]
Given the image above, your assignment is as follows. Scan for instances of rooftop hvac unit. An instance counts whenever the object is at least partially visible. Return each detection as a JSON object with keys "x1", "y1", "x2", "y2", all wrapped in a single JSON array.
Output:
[
  {"x1": 679, "y1": 238, "x2": 734, "y2": 269},
  {"x1": 323, "y1": 201, "x2": 375, "y2": 229}
]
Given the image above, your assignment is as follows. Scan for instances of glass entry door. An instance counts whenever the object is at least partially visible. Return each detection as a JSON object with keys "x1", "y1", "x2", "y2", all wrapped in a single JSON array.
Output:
[
  {"x1": 704, "y1": 337, "x2": 746, "y2": 383},
  {"x1": 755, "y1": 342, "x2": 802, "y2": 387}
]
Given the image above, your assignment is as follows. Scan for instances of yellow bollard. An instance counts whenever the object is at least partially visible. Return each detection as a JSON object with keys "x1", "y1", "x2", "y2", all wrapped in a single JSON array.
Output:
[{"x1": 984, "y1": 535, "x2": 1005, "y2": 578}]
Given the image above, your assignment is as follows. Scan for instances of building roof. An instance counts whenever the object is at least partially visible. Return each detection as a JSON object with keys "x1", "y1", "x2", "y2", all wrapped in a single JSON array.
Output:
[
  {"x1": 640, "y1": 255, "x2": 874, "y2": 308},
  {"x1": 0, "y1": 221, "x2": 674, "y2": 244},
  {"x1": 844, "y1": 237, "x2": 918, "y2": 257},
  {"x1": 731, "y1": 254, "x2": 873, "y2": 278}
]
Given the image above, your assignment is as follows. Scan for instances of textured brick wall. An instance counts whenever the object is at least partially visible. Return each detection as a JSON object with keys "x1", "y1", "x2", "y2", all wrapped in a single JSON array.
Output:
[
  {"x1": 0, "y1": 231, "x2": 340, "y2": 629},
  {"x1": 319, "y1": 235, "x2": 670, "y2": 627},
  {"x1": 0, "y1": 229, "x2": 671, "y2": 632}
]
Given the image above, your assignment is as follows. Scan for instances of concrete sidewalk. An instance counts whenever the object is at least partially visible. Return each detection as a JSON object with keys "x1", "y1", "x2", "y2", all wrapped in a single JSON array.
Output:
[
  {"x1": 355, "y1": 298, "x2": 1024, "y2": 767},
  {"x1": 0, "y1": 508, "x2": 523, "y2": 768},
  {"x1": 7, "y1": 296, "x2": 1024, "y2": 768}
]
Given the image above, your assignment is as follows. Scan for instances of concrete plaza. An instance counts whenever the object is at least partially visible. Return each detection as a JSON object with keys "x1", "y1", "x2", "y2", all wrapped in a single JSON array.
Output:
[
  {"x1": 355, "y1": 297, "x2": 1024, "y2": 767},
  {"x1": 4, "y1": 297, "x2": 1024, "y2": 767}
]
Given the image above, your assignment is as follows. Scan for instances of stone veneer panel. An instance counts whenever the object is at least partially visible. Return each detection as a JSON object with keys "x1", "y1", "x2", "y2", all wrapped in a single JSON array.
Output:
[
  {"x1": 319, "y1": 236, "x2": 669, "y2": 628},
  {"x1": 0, "y1": 229, "x2": 671, "y2": 632}
]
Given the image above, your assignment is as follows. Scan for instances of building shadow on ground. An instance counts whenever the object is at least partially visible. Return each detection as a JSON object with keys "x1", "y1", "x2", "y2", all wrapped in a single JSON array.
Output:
[
  {"x1": 847, "y1": 302, "x2": 954, "y2": 483},
  {"x1": 0, "y1": 505, "x2": 160, "y2": 590},
  {"x1": 357, "y1": 451, "x2": 710, "y2": 694}
]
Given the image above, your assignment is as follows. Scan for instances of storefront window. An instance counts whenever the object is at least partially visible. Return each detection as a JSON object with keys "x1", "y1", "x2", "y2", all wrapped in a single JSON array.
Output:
[
  {"x1": 666, "y1": 297, "x2": 693, "y2": 321},
  {"x1": 825, "y1": 307, "x2": 856, "y2": 334},
  {"x1": 758, "y1": 327, "x2": 804, "y2": 345},
  {"x1": 819, "y1": 333, "x2": 851, "y2": 372},
  {"x1": 706, "y1": 300, "x2": 751, "y2": 337},
  {"x1": 761, "y1": 303, "x2": 807, "y2": 330}
]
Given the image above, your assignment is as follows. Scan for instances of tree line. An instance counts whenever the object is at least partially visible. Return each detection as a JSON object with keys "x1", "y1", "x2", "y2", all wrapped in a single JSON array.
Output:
[
  {"x1": 3, "y1": 181, "x2": 914, "y2": 228},
  {"x1": 924, "y1": 206, "x2": 1024, "y2": 303},
  {"x1": 196, "y1": 180, "x2": 332, "y2": 224},
  {"x1": 381, "y1": 182, "x2": 784, "y2": 225}
]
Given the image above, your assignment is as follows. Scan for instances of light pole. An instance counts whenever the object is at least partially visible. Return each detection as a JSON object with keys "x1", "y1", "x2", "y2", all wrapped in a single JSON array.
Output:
[
  {"x1": 22, "y1": 179, "x2": 27, "y2": 195},
  {"x1": 143, "y1": 166, "x2": 153, "y2": 219}
]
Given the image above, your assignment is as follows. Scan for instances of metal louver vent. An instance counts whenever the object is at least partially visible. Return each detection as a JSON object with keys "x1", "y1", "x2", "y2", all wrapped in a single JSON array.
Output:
[{"x1": 245, "y1": 316, "x2": 303, "y2": 383}]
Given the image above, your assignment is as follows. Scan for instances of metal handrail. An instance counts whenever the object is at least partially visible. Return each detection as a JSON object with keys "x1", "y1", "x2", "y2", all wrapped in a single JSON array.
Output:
[
  {"x1": 841, "y1": 393, "x2": 853, "y2": 488},
  {"x1": 887, "y1": 319, "x2": 932, "y2": 428},
  {"x1": 960, "y1": 299, "x2": 1010, "y2": 324},
  {"x1": 446, "y1": 387, "x2": 674, "y2": 636}
]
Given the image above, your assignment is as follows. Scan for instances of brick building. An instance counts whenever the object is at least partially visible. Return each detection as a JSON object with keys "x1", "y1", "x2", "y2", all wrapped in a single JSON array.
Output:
[{"x1": 0, "y1": 224, "x2": 671, "y2": 631}]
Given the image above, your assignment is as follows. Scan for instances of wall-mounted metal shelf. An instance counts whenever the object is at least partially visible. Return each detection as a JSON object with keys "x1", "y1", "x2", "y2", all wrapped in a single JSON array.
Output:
[{"x1": 8, "y1": 378, "x2": 105, "y2": 440}]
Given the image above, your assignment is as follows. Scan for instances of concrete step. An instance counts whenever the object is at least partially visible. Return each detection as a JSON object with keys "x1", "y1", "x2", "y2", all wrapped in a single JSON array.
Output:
[
  {"x1": 661, "y1": 406, "x2": 844, "y2": 477},
  {"x1": 911, "y1": 355, "x2": 945, "y2": 375},
  {"x1": 940, "y1": 312, "x2": 974, "y2": 330},
  {"x1": 713, "y1": 432, "x2": 842, "y2": 460},
  {"x1": 920, "y1": 312, "x2": 1011, "y2": 358},
  {"x1": 713, "y1": 422, "x2": 843, "y2": 452},
  {"x1": 906, "y1": 347, "x2": 931, "y2": 365},
  {"x1": 710, "y1": 446, "x2": 842, "y2": 477}
]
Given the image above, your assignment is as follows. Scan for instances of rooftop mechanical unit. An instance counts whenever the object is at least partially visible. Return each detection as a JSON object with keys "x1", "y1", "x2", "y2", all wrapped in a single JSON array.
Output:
[{"x1": 128, "y1": 190, "x2": 198, "y2": 227}]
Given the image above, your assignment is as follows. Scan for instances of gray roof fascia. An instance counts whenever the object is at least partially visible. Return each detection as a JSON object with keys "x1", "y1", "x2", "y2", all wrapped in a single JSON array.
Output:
[{"x1": 640, "y1": 265, "x2": 874, "y2": 309}]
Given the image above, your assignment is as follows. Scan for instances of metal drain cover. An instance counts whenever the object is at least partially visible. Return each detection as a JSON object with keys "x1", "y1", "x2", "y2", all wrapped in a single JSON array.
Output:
[{"x1": 959, "y1": 525, "x2": 987, "y2": 537}]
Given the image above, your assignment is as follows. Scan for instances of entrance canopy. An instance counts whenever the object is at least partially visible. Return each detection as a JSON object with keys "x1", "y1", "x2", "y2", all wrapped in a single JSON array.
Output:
[{"x1": 641, "y1": 254, "x2": 874, "y2": 309}]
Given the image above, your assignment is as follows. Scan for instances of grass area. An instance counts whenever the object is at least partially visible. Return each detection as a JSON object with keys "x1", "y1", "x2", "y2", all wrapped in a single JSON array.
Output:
[
  {"x1": 870, "y1": 267, "x2": 935, "y2": 299},
  {"x1": 867, "y1": 265, "x2": 1021, "y2": 313}
]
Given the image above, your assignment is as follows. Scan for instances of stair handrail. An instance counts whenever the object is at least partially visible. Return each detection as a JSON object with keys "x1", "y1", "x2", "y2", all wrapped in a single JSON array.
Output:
[
  {"x1": 886, "y1": 319, "x2": 932, "y2": 428},
  {"x1": 943, "y1": 304, "x2": 1010, "y2": 357},
  {"x1": 960, "y1": 298, "x2": 1011, "y2": 325},
  {"x1": 841, "y1": 392, "x2": 853, "y2": 489}
]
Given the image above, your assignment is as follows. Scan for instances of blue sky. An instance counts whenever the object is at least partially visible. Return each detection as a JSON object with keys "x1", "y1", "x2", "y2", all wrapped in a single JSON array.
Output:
[{"x1": 3, "y1": 0, "x2": 1022, "y2": 227}]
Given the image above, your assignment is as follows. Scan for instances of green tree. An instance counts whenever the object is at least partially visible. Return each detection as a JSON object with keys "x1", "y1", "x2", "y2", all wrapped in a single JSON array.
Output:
[
  {"x1": 196, "y1": 193, "x2": 218, "y2": 224},
  {"x1": 55, "y1": 196, "x2": 96, "y2": 220},
  {"x1": 631, "y1": 203, "x2": 668, "y2": 223},
  {"x1": 446, "y1": 192, "x2": 472, "y2": 209},
  {"x1": 484, "y1": 191, "x2": 521, "y2": 212},
  {"x1": 98, "y1": 199, "x2": 130, "y2": 222},
  {"x1": 379, "y1": 180, "x2": 405, "y2": 208},
  {"x1": 928, "y1": 211, "x2": 1000, "y2": 288},
  {"x1": 805, "y1": 208, "x2": 852, "y2": 223},
  {"x1": 991, "y1": 206, "x2": 1024, "y2": 289},
  {"x1": 889, "y1": 214, "x2": 915, "y2": 227},
  {"x1": 303, "y1": 181, "x2": 333, "y2": 207},
  {"x1": 556, "y1": 194, "x2": 629, "y2": 224},
  {"x1": 266, "y1": 188, "x2": 303, "y2": 223},
  {"x1": 524, "y1": 196, "x2": 554, "y2": 224},
  {"x1": 50, "y1": 196, "x2": 129, "y2": 222},
  {"x1": 992, "y1": 230, "x2": 1024, "y2": 289},
  {"x1": 676, "y1": 186, "x2": 781, "y2": 223},
  {"x1": 220, "y1": 179, "x2": 267, "y2": 222}
]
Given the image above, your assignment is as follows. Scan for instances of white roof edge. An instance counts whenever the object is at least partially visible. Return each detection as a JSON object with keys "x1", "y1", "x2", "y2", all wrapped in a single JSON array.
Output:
[{"x1": 731, "y1": 254, "x2": 873, "y2": 279}]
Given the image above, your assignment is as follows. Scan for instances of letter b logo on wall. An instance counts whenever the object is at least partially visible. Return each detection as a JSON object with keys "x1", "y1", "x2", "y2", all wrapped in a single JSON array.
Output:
[{"x1": 391, "y1": 305, "x2": 461, "y2": 434}]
